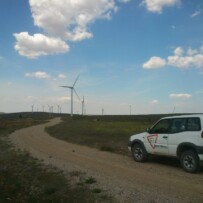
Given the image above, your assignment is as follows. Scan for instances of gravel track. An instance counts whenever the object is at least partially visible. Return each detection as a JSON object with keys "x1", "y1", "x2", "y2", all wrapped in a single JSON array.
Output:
[{"x1": 9, "y1": 118, "x2": 203, "y2": 203}]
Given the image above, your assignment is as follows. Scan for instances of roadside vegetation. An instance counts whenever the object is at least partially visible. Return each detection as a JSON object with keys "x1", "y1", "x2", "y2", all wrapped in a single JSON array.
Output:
[
  {"x1": 0, "y1": 113, "x2": 112, "y2": 203},
  {"x1": 46, "y1": 114, "x2": 171, "y2": 155}
]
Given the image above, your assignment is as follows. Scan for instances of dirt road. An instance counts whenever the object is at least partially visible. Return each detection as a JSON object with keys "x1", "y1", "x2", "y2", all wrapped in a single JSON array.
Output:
[{"x1": 10, "y1": 118, "x2": 203, "y2": 202}]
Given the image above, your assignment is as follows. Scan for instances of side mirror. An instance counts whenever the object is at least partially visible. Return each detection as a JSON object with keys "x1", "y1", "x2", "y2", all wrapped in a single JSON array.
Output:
[{"x1": 146, "y1": 128, "x2": 150, "y2": 133}]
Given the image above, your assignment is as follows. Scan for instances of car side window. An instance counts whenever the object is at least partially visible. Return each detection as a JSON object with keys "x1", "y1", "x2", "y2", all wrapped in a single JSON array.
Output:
[
  {"x1": 150, "y1": 119, "x2": 171, "y2": 134},
  {"x1": 171, "y1": 118, "x2": 186, "y2": 133},
  {"x1": 186, "y1": 118, "x2": 201, "y2": 131}
]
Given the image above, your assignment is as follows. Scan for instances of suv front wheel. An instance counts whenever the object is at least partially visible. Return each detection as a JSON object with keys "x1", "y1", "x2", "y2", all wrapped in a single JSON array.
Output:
[
  {"x1": 180, "y1": 150, "x2": 200, "y2": 173},
  {"x1": 132, "y1": 144, "x2": 148, "y2": 162}
]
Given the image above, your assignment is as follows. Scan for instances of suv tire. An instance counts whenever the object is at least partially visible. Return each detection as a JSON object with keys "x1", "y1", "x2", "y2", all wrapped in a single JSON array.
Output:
[
  {"x1": 180, "y1": 150, "x2": 200, "y2": 173},
  {"x1": 132, "y1": 144, "x2": 148, "y2": 162}
]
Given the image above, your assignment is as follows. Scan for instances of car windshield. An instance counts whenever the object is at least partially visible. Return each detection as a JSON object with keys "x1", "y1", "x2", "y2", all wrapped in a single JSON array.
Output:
[{"x1": 149, "y1": 119, "x2": 171, "y2": 134}]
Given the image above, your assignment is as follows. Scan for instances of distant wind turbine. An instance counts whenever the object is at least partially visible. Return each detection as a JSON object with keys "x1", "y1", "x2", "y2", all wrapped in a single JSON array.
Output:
[
  {"x1": 57, "y1": 104, "x2": 62, "y2": 114},
  {"x1": 172, "y1": 105, "x2": 176, "y2": 114},
  {"x1": 102, "y1": 107, "x2": 104, "y2": 116},
  {"x1": 31, "y1": 105, "x2": 34, "y2": 113},
  {"x1": 82, "y1": 96, "x2": 85, "y2": 115},
  {"x1": 47, "y1": 104, "x2": 53, "y2": 116},
  {"x1": 60, "y1": 75, "x2": 80, "y2": 117},
  {"x1": 42, "y1": 105, "x2": 45, "y2": 112}
]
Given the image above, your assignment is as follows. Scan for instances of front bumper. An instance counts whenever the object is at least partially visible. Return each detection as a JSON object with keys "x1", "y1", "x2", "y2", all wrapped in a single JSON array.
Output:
[
  {"x1": 128, "y1": 141, "x2": 132, "y2": 151},
  {"x1": 198, "y1": 154, "x2": 203, "y2": 166}
]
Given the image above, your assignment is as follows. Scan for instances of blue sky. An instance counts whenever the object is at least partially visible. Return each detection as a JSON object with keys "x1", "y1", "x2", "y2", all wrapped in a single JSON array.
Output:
[{"x1": 0, "y1": 0, "x2": 203, "y2": 115}]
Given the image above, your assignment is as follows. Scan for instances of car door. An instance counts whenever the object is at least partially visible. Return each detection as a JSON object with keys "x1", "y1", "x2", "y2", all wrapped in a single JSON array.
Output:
[
  {"x1": 145, "y1": 119, "x2": 171, "y2": 155},
  {"x1": 168, "y1": 117, "x2": 201, "y2": 156}
]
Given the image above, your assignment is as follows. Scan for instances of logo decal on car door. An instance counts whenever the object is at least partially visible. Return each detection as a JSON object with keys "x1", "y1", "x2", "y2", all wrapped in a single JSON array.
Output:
[{"x1": 147, "y1": 134, "x2": 158, "y2": 149}]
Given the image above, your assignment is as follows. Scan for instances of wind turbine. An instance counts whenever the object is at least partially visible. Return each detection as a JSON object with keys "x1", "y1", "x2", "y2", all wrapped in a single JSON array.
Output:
[
  {"x1": 60, "y1": 75, "x2": 80, "y2": 117},
  {"x1": 129, "y1": 105, "x2": 132, "y2": 115},
  {"x1": 31, "y1": 105, "x2": 34, "y2": 113},
  {"x1": 82, "y1": 96, "x2": 85, "y2": 115},
  {"x1": 42, "y1": 105, "x2": 45, "y2": 112},
  {"x1": 102, "y1": 107, "x2": 104, "y2": 116},
  {"x1": 57, "y1": 104, "x2": 62, "y2": 114},
  {"x1": 47, "y1": 104, "x2": 53, "y2": 116}
]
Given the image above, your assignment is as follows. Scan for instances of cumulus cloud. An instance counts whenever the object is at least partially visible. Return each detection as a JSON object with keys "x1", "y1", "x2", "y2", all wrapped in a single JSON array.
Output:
[
  {"x1": 25, "y1": 71, "x2": 50, "y2": 79},
  {"x1": 143, "y1": 56, "x2": 166, "y2": 69},
  {"x1": 169, "y1": 93, "x2": 192, "y2": 99},
  {"x1": 14, "y1": 32, "x2": 69, "y2": 59},
  {"x1": 15, "y1": 0, "x2": 131, "y2": 58},
  {"x1": 187, "y1": 48, "x2": 198, "y2": 56},
  {"x1": 167, "y1": 47, "x2": 203, "y2": 69},
  {"x1": 143, "y1": 45, "x2": 203, "y2": 70},
  {"x1": 174, "y1": 46, "x2": 183, "y2": 56},
  {"x1": 150, "y1": 99, "x2": 159, "y2": 104},
  {"x1": 29, "y1": 0, "x2": 117, "y2": 41},
  {"x1": 141, "y1": 0, "x2": 181, "y2": 14}
]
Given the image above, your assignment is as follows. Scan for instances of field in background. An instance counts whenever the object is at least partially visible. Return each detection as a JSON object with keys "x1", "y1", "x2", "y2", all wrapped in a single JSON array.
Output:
[
  {"x1": 46, "y1": 114, "x2": 175, "y2": 155},
  {"x1": 0, "y1": 113, "x2": 112, "y2": 203}
]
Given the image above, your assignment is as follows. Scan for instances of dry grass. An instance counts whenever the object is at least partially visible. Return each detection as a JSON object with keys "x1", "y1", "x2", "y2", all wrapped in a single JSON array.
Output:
[
  {"x1": 0, "y1": 114, "x2": 112, "y2": 203},
  {"x1": 46, "y1": 115, "x2": 162, "y2": 155}
]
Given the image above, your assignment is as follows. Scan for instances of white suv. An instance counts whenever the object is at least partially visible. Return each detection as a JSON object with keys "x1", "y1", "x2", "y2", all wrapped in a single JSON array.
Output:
[{"x1": 128, "y1": 115, "x2": 203, "y2": 173}]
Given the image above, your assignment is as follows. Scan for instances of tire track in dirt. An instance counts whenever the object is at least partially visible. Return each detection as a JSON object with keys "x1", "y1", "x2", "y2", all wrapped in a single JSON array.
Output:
[{"x1": 10, "y1": 118, "x2": 203, "y2": 203}]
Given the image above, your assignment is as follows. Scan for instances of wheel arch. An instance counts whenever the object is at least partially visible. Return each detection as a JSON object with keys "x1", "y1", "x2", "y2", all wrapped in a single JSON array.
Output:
[
  {"x1": 130, "y1": 139, "x2": 148, "y2": 153},
  {"x1": 177, "y1": 142, "x2": 199, "y2": 158}
]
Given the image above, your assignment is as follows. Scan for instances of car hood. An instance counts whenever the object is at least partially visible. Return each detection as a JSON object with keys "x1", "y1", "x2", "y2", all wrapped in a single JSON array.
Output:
[{"x1": 130, "y1": 132, "x2": 147, "y2": 141}]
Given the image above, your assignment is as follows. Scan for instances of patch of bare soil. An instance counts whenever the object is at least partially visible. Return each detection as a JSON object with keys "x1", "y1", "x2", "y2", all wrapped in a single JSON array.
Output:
[{"x1": 10, "y1": 118, "x2": 203, "y2": 203}]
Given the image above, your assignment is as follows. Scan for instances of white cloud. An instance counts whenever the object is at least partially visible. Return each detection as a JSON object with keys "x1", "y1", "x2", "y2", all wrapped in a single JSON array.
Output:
[
  {"x1": 141, "y1": 0, "x2": 181, "y2": 14},
  {"x1": 29, "y1": 0, "x2": 117, "y2": 41},
  {"x1": 57, "y1": 96, "x2": 71, "y2": 102},
  {"x1": 118, "y1": 0, "x2": 131, "y2": 3},
  {"x1": 14, "y1": 32, "x2": 69, "y2": 59},
  {"x1": 58, "y1": 74, "x2": 66, "y2": 79},
  {"x1": 143, "y1": 56, "x2": 166, "y2": 69},
  {"x1": 143, "y1": 45, "x2": 203, "y2": 70},
  {"x1": 167, "y1": 55, "x2": 191, "y2": 68},
  {"x1": 168, "y1": 53, "x2": 203, "y2": 69},
  {"x1": 191, "y1": 10, "x2": 201, "y2": 18},
  {"x1": 169, "y1": 93, "x2": 192, "y2": 99},
  {"x1": 187, "y1": 48, "x2": 198, "y2": 56},
  {"x1": 25, "y1": 71, "x2": 50, "y2": 79},
  {"x1": 150, "y1": 99, "x2": 159, "y2": 104},
  {"x1": 14, "y1": 0, "x2": 126, "y2": 58},
  {"x1": 174, "y1": 46, "x2": 183, "y2": 56}
]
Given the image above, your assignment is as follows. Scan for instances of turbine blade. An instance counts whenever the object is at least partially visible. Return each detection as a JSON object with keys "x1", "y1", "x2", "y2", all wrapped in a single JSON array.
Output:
[
  {"x1": 73, "y1": 74, "x2": 80, "y2": 87},
  {"x1": 59, "y1": 86, "x2": 72, "y2": 88},
  {"x1": 73, "y1": 88, "x2": 80, "y2": 101}
]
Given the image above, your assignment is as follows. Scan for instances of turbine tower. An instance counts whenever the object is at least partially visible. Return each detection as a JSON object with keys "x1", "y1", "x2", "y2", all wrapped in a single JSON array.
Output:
[
  {"x1": 82, "y1": 96, "x2": 85, "y2": 115},
  {"x1": 60, "y1": 75, "x2": 80, "y2": 117},
  {"x1": 31, "y1": 105, "x2": 34, "y2": 113},
  {"x1": 57, "y1": 104, "x2": 62, "y2": 114}
]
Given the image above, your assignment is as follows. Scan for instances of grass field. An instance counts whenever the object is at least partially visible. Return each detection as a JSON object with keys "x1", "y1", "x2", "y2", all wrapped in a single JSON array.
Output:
[
  {"x1": 46, "y1": 114, "x2": 170, "y2": 155},
  {"x1": 0, "y1": 113, "x2": 112, "y2": 203}
]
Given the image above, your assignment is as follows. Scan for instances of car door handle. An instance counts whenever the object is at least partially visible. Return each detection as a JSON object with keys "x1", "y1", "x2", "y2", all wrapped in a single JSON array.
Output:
[{"x1": 162, "y1": 136, "x2": 168, "y2": 139}]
